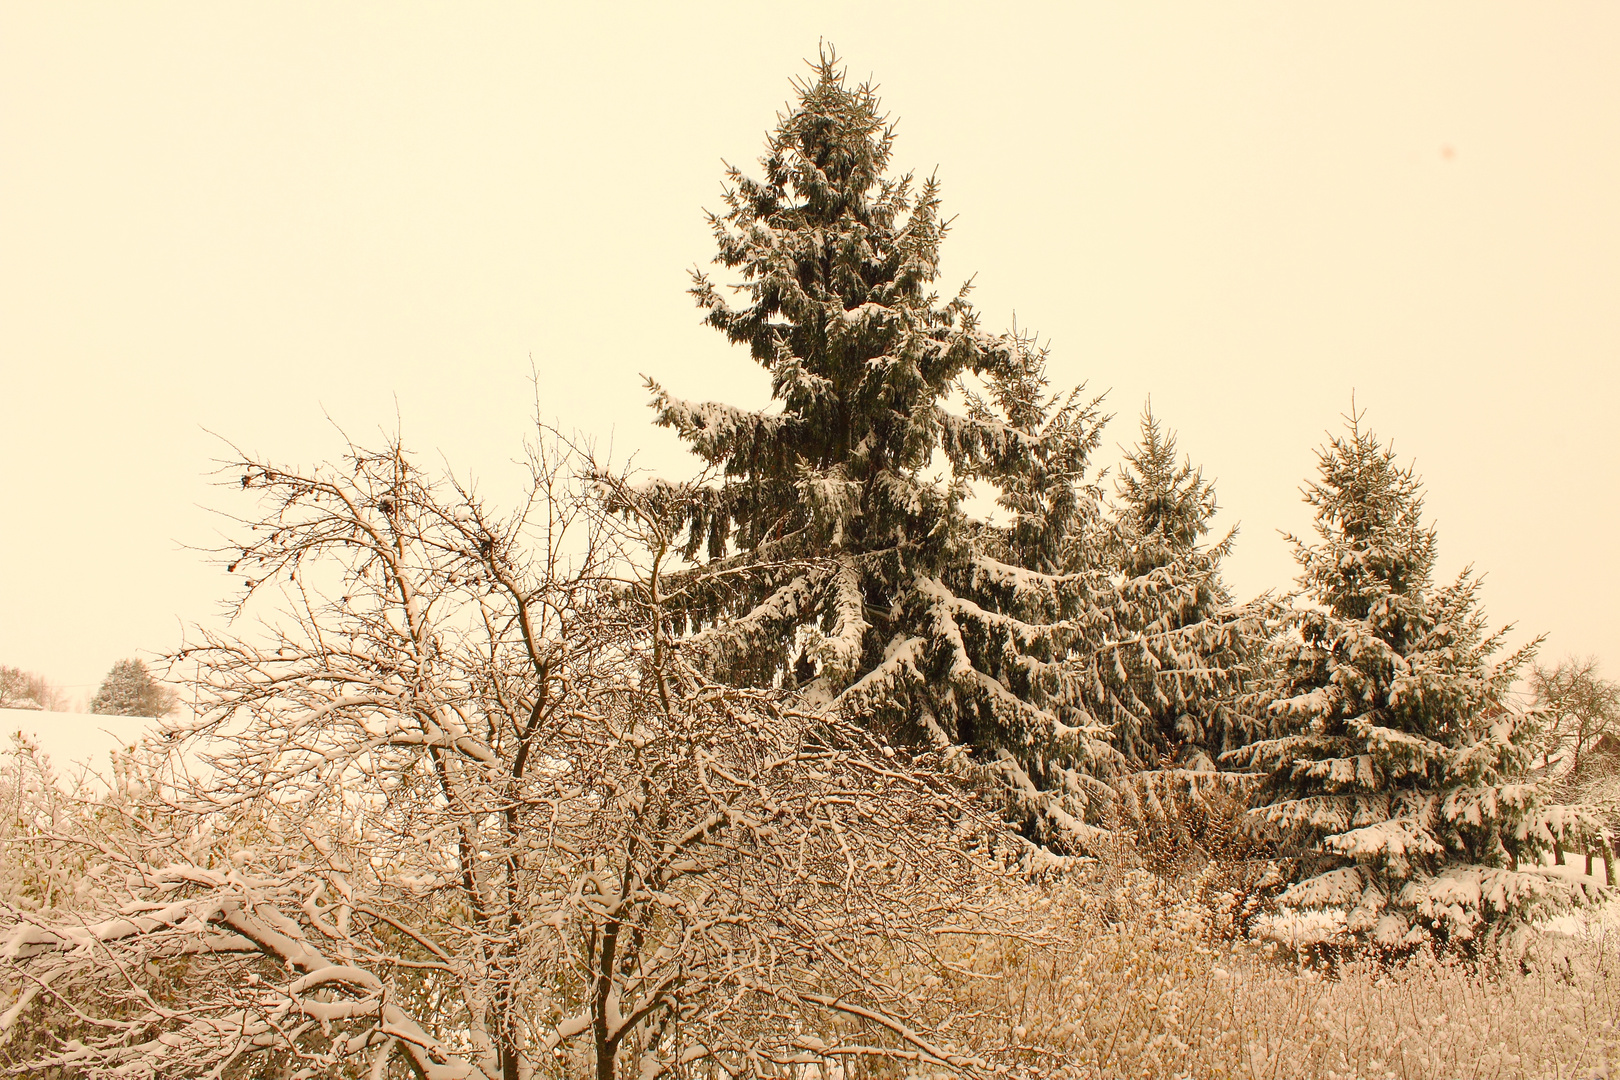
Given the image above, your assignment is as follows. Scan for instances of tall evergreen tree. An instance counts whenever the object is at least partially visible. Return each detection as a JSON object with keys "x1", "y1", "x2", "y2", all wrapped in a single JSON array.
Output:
[
  {"x1": 646, "y1": 53, "x2": 1252, "y2": 848},
  {"x1": 1227, "y1": 413, "x2": 1606, "y2": 949}
]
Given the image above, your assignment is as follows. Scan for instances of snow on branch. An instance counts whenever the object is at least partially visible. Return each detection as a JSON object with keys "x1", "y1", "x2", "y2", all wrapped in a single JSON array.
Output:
[{"x1": 645, "y1": 379, "x2": 788, "y2": 467}]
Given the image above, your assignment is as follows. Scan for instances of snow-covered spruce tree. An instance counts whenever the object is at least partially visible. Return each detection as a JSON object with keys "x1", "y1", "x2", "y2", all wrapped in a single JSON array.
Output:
[
  {"x1": 1106, "y1": 405, "x2": 1270, "y2": 844},
  {"x1": 647, "y1": 52, "x2": 1257, "y2": 849},
  {"x1": 1107, "y1": 404, "x2": 1264, "y2": 766},
  {"x1": 1226, "y1": 413, "x2": 1607, "y2": 950}
]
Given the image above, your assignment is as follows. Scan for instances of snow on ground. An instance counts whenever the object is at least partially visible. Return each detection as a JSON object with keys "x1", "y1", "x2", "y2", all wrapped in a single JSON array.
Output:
[
  {"x1": 1539, "y1": 851, "x2": 1620, "y2": 937},
  {"x1": 0, "y1": 707, "x2": 158, "y2": 790}
]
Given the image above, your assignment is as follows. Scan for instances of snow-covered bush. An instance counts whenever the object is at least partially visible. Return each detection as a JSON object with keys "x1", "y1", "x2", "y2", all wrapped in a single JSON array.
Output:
[
  {"x1": 0, "y1": 432, "x2": 1029, "y2": 1080},
  {"x1": 1226, "y1": 412, "x2": 1609, "y2": 951}
]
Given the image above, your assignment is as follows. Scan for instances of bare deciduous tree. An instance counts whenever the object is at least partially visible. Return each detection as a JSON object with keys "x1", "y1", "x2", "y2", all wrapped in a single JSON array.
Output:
[
  {"x1": 0, "y1": 429, "x2": 1033, "y2": 1079},
  {"x1": 1531, "y1": 656, "x2": 1620, "y2": 785},
  {"x1": 1531, "y1": 656, "x2": 1620, "y2": 877}
]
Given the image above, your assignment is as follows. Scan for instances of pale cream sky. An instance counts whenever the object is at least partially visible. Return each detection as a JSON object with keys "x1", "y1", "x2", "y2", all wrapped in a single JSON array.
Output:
[{"x1": 2, "y1": 3, "x2": 1617, "y2": 700}]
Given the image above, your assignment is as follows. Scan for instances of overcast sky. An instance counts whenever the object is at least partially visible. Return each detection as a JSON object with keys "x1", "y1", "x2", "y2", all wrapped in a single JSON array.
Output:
[{"x1": 3, "y1": 3, "x2": 1617, "y2": 703}]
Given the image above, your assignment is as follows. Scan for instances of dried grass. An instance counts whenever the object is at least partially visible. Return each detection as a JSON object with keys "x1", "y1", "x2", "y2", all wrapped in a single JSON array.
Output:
[{"x1": 923, "y1": 860, "x2": 1620, "y2": 1080}]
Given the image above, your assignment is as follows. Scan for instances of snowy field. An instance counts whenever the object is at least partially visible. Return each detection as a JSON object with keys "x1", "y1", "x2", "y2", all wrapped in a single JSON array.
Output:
[{"x1": 0, "y1": 707, "x2": 159, "y2": 789}]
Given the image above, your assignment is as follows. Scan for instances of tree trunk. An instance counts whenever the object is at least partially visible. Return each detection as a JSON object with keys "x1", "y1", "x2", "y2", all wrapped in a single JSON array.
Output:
[{"x1": 1553, "y1": 840, "x2": 1564, "y2": 865}]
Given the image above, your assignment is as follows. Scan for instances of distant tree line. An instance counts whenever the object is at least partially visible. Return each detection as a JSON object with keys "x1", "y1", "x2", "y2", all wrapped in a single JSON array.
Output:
[{"x1": 0, "y1": 659, "x2": 179, "y2": 717}]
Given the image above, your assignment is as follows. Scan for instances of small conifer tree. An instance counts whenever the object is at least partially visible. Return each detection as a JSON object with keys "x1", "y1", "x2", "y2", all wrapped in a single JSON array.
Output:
[
  {"x1": 1107, "y1": 405, "x2": 1269, "y2": 843},
  {"x1": 1108, "y1": 404, "x2": 1261, "y2": 766},
  {"x1": 1228, "y1": 412, "x2": 1606, "y2": 949}
]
